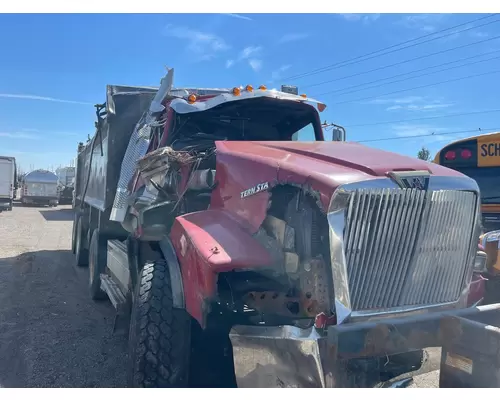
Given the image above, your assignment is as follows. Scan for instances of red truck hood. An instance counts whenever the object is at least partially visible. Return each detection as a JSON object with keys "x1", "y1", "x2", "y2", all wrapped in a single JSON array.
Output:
[
  {"x1": 262, "y1": 141, "x2": 454, "y2": 174},
  {"x1": 217, "y1": 140, "x2": 462, "y2": 178},
  {"x1": 214, "y1": 141, "x2": 468, "y2": 230}
]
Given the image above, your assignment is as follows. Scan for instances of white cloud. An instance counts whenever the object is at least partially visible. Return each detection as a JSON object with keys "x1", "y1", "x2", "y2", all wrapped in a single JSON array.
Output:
[
  {"x1": 367, "y1": 96, "x2": 425, "y2": 105},
  {"x1": 339, "y1": 14, "x2": 380, "y2": 23},
  {"x1": 222, "y1": 13, "x2": 253, "y2": 21},
  {"x1": 271, "y1": 64, "x2": 291, "y2": 81},
  {"x1": 277, "y1": 33, "x2": 309, "y2": 44},
  {"x1": 398, "y1": 14, "x2": 447, "y2": 33},
  {"x1": 470, "y1": 31, "x2": 489, "y2": 38},
  {"x1": 1, "y1": 128, "x2": 83, "y2": 137},
  {"x1": 367, "y1": 96, "x2": 454, "y2": 112},
  {"x1": 163, "y1": 24, "x2": 229, "y2": 61},
  {"x1": 0, "y1": 132, "x2": 39, "y2": 139},
  {"x1": 248, "y1": 59, "x2": 263, "y2": 72},
  {"x1": 231, "y1": 46, "x2": 264, "y2": 71},
  {"x1": 387, "y1": 103, "x2": 454, "y2": 112},
  {"x1": 0, "y1": 93, "x2": 91, "y2": 105},
  {"x1": 391, "y1": 123, "x2": 456, "y2": 144},
  {"x1": 239, "y1": 46, "x2": 262, "y2": 60}
]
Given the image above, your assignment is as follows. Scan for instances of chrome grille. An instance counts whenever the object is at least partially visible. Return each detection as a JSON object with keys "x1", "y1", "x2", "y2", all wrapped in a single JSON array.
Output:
[{"x1": 344, "y1": 188, "x2": 477, "y2": 311}]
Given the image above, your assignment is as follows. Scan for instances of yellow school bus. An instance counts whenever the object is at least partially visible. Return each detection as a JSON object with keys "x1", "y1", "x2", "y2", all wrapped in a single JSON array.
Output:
[{"x1": 434, "y1": 131, "x2": 500, "y2": 232}]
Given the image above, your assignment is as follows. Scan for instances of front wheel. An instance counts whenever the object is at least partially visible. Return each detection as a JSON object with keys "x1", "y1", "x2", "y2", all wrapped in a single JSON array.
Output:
[{"x1": 127, "y1": 259, "x2": 191, "y2": 388}]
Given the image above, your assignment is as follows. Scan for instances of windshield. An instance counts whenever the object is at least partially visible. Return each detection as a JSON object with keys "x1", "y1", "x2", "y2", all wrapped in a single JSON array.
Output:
[
  {"x1": 456, "y1": 167, "x2": 500, "y2": 204},
  {"x1": 168, "y1": 97, "x2": 322, "y2": 145},
  {"x1": 291, "y1": 122, "x2": 316, "y2": 141}
]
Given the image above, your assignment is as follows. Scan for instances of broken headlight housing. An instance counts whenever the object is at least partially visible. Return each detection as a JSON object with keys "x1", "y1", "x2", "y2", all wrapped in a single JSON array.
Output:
[{"x1": 474, "y1": 250, "x2": 487, "y2": 274}]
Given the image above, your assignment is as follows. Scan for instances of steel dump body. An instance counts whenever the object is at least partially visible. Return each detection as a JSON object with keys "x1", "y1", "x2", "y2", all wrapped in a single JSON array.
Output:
[{"x1": 74, "y1": 86, "x2": 157, "y2": 213}]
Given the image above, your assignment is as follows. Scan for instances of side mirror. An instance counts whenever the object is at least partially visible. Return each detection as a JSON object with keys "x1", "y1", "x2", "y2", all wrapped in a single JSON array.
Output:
[{"x1": 331, "y1": 125, "x2": 346, "y2": 141}]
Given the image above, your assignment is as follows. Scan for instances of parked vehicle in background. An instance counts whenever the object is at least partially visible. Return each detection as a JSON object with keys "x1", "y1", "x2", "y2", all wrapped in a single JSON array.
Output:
[
  {"x1": 58, "y1": 184, "x2": 74, "y2": 205},
  {"x1": 20, "y1": 169, "x2": 59, "y2": 207},
  {"x1": 56, "y1": 166, "x2": 76, "y2": 205},
  {"x1": 56, "y1": 166, "x2": 76, "y2": 187},
  {"x1": 72, "y1": 69, "x2": 490, "y2": 388},
  {"x1": 0, "y1": 156, "x2": 16, "y2": 212},
  {"x1": 434, "y1": 131, "x2": 500, "y2": 232}
]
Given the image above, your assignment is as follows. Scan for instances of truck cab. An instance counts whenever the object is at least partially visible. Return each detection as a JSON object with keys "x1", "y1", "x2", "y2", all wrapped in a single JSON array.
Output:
[{"x1": 72, "y1": 69, "x2": 485, "y2": 388}]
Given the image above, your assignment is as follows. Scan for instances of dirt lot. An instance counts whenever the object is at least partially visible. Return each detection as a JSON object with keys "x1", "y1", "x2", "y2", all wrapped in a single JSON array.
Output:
[
  {"x1": 0, "y1": 202, "x2": 440, "y2": 388},
  {"x1": 0, "y1": 203, "x2": 127, "y2": 387}
]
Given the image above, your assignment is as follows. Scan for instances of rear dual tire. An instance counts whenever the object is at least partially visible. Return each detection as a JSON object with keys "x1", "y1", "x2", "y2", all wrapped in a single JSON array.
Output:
[{"x1": 74, "y1": 215, "x2": 89, "y2": 267}]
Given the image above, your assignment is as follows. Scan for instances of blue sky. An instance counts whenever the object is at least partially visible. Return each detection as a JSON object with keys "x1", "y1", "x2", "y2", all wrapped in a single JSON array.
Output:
[{"x1": 1, "y1": 13, "x2": 500, "y2": 170}]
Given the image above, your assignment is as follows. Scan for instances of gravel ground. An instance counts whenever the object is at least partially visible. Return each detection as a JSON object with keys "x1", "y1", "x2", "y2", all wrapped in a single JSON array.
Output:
[
  {"x1": 0, "y1": 203, "x2": 127, "y2": 387},
  {"x1": 0, "y1": 201, "x2": 441, "y2": 388}
]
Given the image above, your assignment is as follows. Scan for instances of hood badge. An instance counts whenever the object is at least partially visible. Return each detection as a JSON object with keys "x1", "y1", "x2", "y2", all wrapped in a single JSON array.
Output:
[
  {"x1": 241, "y1": 182, "x2": 269, "y2": 199},
  {"x1": 388, "y1": 170, "x2": 430, "y2": 190}
]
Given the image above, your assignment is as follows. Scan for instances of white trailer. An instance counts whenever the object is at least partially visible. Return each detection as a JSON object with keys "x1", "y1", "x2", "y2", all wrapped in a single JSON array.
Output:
[{"x1": 0, "y1": 156, "x2": 16, "y2": 212}]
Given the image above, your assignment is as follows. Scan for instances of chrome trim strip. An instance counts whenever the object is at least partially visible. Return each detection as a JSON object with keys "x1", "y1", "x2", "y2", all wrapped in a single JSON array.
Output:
[{"x1": 327, "y1": 175, "x2": 481, "y2": 323}]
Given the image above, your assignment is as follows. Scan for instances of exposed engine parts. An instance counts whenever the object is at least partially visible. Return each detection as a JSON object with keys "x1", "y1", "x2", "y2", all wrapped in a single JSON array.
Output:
[{"x1": 228, "y1": 187, "x2": 333, "y2": 324}]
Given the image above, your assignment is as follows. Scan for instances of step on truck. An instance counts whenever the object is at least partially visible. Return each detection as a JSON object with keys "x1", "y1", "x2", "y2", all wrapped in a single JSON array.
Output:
[{"x1": 72, "y1": 68, "x2": 500, "y2": 388}]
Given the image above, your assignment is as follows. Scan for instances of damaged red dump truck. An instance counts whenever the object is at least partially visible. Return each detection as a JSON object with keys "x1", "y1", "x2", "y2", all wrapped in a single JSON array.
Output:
[{"x1": 72, "y1": 69, "x2": 500, "y2": 388}]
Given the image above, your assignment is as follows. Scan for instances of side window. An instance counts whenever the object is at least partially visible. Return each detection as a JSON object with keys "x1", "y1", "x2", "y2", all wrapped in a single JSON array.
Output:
[{"x1": 291, "y1": 123, "x2": 316, "y2": 141}]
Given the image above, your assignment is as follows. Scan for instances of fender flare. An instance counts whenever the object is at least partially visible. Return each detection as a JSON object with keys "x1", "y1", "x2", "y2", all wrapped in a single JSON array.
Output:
[{"x1": 158, "y1": 236, "x2": 186, "y2": 309}]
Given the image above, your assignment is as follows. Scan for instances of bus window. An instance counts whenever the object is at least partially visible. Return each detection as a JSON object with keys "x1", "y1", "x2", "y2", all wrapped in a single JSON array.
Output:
[{"x1": 454, "y1": 166, "x2": 500, "y2": 204}]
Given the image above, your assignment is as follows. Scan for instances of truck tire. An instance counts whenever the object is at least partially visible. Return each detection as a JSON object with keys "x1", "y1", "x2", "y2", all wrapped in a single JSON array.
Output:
[
  {"x1": 127, "y1": 259, "x2": 191, "y2": 388},
  {"x1": 75, "y1": 215, "x2": 89, "y2": 267},
  {"x1": 88, "y1": 228, "x2": 107, "y2": 300},
  {"x1": 71, "y1": 212, "x2": 81, "y2": 254}
]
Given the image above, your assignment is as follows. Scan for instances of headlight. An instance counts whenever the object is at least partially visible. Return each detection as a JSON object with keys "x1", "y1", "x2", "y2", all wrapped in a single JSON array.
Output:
[{"x1": 474, "y1": 250, "x2": 487, "y2": 273}]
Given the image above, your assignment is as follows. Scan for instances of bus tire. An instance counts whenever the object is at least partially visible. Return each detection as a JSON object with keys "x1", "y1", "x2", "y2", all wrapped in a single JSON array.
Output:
[{"x1": 127, "y1": 259, "x2": 191, "y2": 388}]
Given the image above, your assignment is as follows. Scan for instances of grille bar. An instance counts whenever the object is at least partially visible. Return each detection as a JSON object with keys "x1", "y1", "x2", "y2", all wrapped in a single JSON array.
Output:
[{"x1": 344, "y1": 188, "x2": 477, "y2": 311}]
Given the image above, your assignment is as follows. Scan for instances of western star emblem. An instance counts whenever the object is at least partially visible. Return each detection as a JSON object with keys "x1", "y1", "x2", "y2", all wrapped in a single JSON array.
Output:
[
  {"x1": 241, "y1": 182, "x2": 269, "y2": 198},
  {"x1": 403, "y1": 176, "x2": 426, "y2": 190},
  {"x1": 388, "y1": 171, "x2": 430, "y2": 190}
]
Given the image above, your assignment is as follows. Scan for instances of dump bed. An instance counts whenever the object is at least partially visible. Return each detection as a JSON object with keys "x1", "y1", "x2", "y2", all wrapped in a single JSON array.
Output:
[{"x1": 74, "y1": 85, "x2": 157, "y2": 212}]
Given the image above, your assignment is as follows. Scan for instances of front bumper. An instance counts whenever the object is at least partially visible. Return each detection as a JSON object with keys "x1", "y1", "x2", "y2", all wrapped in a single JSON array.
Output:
[
  {"x1": 23, "y1": 196, "x2": 58, "y2": 205},
  {"x1": 229, "y1": 303, "x2": 500, "y2": 388}
]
